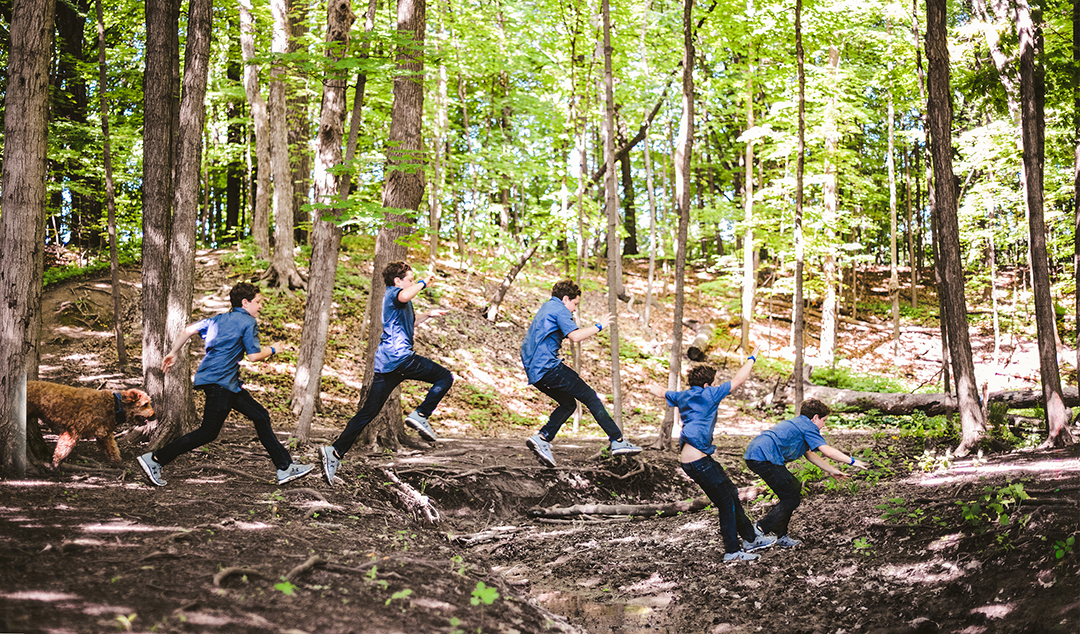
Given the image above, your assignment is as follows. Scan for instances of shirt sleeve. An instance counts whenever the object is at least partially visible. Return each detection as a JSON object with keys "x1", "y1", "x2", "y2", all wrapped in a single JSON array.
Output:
[
  {"x1": 193, "y1": 318, "x2": 211, "y2": 339},
  {"x1": 242, "y1": 320, "x2": 261, "y2": 355},
  {"x1": 389, "y1": 286, "x2": 407, "y2": 308},
  {"x1": 665, "y1": 391, "x2": 679, "y2": 408},
  {"x1": 804, "y1": 425, "x2": 827, "y2": 452},
  {"x1": 555, "y1": 305, "x2": 579, "y2": 338},
  {"x1": 705, "y1": 382, "x2": 732, "y2": 406}
]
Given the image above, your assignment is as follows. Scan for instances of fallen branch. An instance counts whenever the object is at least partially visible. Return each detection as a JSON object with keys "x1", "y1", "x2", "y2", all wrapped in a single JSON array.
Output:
[
  {"x1": 529, "y1": 496, "x2": 710, "y2": 519},
  {"x1": 381, "y1": 468, "x2": 440, "y2": 525},
  {"x1": 285, "y1": 555, "x2": 325, "y2": 582},
  {"x1": 204, "y1": 465, "x2": 266, "y2": 483},
  {"x1": 212, "y1": 567, "x2": 267, "y2": 587},
  {"x1": 454, "y1": 525, "x2": 523, "y2": 547}
]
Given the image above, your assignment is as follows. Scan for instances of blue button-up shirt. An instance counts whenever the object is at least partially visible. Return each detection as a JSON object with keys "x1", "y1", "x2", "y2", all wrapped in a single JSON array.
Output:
[
  {"x1": 520, "y1": 297, "x2": 580, "y2": 384},
  {"x1": 374, "y1": 286, "x2": 415, "y2": 373},
  {"x1": 744, "y1": 415, "x2": 827, "y2": 465},
  {"x1": 192, "y1": 307, "x2": 262, "y2": 393},
  {"x1": 666, "y1": 382, "x2": 732, "y2": 455}
]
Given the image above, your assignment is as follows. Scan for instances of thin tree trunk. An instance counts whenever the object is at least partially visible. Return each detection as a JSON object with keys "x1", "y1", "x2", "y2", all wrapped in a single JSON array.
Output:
[
  {"x1": 888, "y1": 21, "x2": 900, "y2": 359},
  {"x1": 287, "y1": 0, "x2": 312, "y2": 247},
  {"x1": 1075, "y1": 0, "x2": 1080, "y2": 381},
  {"x1": 239, "y1": 0, "x2": 271, "y2": 259},
  {"x1": 652, "y1": 0, "x2": 693, "y2": 451},
  {"x1": 927, "y1": 0, "x2": 987, "y2": 455},
  {"x1": 794, "y1": 0, "x2": 806, "y2": 412},
  {"x1": 741, "y1": 43, "x2": 754, "y2": 353},
  {"x1": 156, "y1": 0, "x2": 212, "y2": 449},
  {"x1": 358, "y1": 0, "x2": 426, "y2": 450},
  {"x1": 264, "y1": 0, "x2": 305, "y2": 290},
  {"x1": 600, "y1": 0, "x2": 623, "y2": 430},
  {"x1": 905, "y1": 143, "x2": 918, "y2": 308},
  {"x1": 484, "y1": 243, "x2": 539, "y2": 321},
  {"x1": 819, "y1": 45, "x2": 839, "y2": 366},
  {"x1": 141, "y1": 0, "x2": 180, "y2": 417},
  {"x1": 0, "y1": 0, "x2": 55, "y2": 477},
  {"x1": 291, "y1": 0, "x2": 355, "y2": 444},
  {"x1": 1015, "y1": 0, "x2": 1073, "y2": 446},
  {"x1": 97, "y1": 0, "x2": 127, "y2": 369}
]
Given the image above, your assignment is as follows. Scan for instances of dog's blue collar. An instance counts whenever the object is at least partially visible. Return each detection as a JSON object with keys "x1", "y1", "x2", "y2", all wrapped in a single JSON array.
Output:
[{"x1": 113, "y1": 392, "x2": 124, "y2": 425}]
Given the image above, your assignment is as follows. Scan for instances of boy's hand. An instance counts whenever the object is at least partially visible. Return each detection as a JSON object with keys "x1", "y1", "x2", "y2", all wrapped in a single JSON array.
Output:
[
  {"x1": 425, "y1": 309, "x2": 450, "y2": 319},
  {"x1": 851, "y1": 459, "x2": 869, "y2": 470},
  {"x1": 747, "y1": 346, "x2": 760, "y2": 361},
  {"x1": 647, "y1": 384, "x2": 667, "y2": 398},
  {"x1": 162, "y1": 354, "x2": 176, "y2": 373},
  {"x1": 596, "y1": 313, "x2": 614, "y2": 329},
  {"x1": 831, "y1": 471, "x2": 851, "y2": 480}
]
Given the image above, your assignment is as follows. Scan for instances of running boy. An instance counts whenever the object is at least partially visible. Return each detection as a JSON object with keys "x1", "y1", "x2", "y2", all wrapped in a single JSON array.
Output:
[
  {"x1": 743, "y1": 398, "x2": 868, "y2": 547},
  {"x1": 648, "y1": 354, "x2": 774, "y2": 562},
  {"x1": 320, "y1": 261, "x2": 453, "y2": 485},
  {"x1": 138, "y1": 282, "x2": 314, "y2": 487},
  {"x1": 522, "y1": 279, "x2": 641, "y2": 467}
]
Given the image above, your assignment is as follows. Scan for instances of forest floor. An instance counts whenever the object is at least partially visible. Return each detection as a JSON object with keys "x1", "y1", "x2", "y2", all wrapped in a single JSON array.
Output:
[{"x1": 2, "y1": 246, "x2": 1079, "y2": 634}]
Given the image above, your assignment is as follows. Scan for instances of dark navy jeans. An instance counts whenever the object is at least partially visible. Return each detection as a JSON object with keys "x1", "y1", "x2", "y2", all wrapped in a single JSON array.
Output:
[
  {"x1": 745, "y1": 458, "x2": 803, "y2": 537},
  {"x1": 334, "y1": 353, "x2": 453, "y2": 457},
  {"x1": 682, "y1": 455, "x2": 758, "y2": 554},
  {"x1": 533, "y1": 363, "x2": 622, "y2": 442},
  {"x1": 155, "y1": 385, "x2": 291, "y2": 470}
]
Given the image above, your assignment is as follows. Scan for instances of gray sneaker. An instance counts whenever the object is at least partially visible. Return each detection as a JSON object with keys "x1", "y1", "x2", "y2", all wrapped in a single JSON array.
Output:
[
  {"x1": 723, "y1": 550, "x2": 759, "y2": 562},
  {"x1": 610, "y1": 438, "x2": 642, "y2": 456},
  {"x1": 405, "y1": 410, "x2": 438, "y2": 442},
  {"x1": 775, "y1": 535, "x2": 803, "y2": 548},
  {"x1": 137, "y1": 452, "x2": 166, "y2": 487},
  {"x1": 743, "y1": 534, "x2": 777, "y2": 552},
  {"x1": 320, "y1": 445, "x2": 341, "y2": 485},
  {"x1": 526, "y1": 434, "x2": 556, "y2": 468},
  {"x1": 277, "y1": 463, "x2": 314, "y2": 485}
]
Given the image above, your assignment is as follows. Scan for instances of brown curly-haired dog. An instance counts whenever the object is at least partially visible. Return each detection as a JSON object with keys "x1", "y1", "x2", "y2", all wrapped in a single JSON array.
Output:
[{"x1": 26, "y1": 380, "x2": 155, "y2": 468}]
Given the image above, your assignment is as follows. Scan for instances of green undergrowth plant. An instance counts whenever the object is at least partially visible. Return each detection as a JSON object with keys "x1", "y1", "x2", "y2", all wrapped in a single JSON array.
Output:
[
  {"x1": 811, "y1": 365, "x2": 909, "y2": 393},
  {"x1": 42, "y1": 247, "x2": 141, "y2": 288},
  {"x1": 957, "y1": 481, "x2": 1030, "y2": 533}
]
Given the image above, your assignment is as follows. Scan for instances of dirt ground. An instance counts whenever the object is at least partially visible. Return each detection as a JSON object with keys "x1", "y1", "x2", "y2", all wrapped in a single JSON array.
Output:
[{"x1": 2, "y1": 251, "x2": 1078, "y2": 634}]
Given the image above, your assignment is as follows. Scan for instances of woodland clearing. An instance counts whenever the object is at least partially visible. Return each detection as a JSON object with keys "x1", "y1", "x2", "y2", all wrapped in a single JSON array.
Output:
[{"x1": 2, "y1": 249, "x2": 1078, "y2": 634}]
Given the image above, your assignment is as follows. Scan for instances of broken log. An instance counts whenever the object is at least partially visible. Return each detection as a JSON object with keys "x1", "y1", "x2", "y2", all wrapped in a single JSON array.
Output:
[
  {"x1": 687, "y1": 322, "x2": 714, "y2": 361},
  {"x1": 770, "y1": 384, "x2": 1079, "y2": 416}
]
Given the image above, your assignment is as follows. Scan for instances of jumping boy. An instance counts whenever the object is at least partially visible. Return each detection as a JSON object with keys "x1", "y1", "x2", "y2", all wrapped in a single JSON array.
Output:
[
  {"x1": 648, "y1": 354, "x2": 774, "y2": 562},
  {"x1": 138, "y1": 282, "x2": 314, "y2": 487},
  {"x1": 743, "y1": 398, "x2": 868, "y2": 547},
  {"x1": 320, "y1": 261, "x2": 453, "y2": 485},
  {"x1": 522, "y1": 279, "x2": 641, "y2": 467}
]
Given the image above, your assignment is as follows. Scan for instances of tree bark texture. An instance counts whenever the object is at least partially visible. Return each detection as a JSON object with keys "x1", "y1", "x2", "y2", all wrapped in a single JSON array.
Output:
[
  {"x1": 265, "y1": 0, "x2": 304, "y2": 290},
  {"x1": 291, "y1": 0, "x2": 355, "y2": 443},
  {"x1": 358, "y1": 0, "x2": 426, "y2": 450},
  {"x1": 0, "y1": 0, "x2": 56, "y2": 477},
  {"x1": 1016, "y1": 1, "x2": 1073, "y2": 446},
  {"x1": 96, "y1": 0, "x2": 127, "y2": 368},
  {"x1": 600, "y1": 0, "x2": 624, "y2": 430},
  {"x1": 794, "y1": 0, "x2": 806, "y2": 413},
  {"x1": 239, "y1": 0, "x2": 272, "y2": 259},
  {"x1": 155, "y1": 0, "x2": 213, "y2": 448},
  {"x1": 141, "y1": 0, "x2": 180, "y2": 412},
  {"x1": 652, "y1": 0, "x2": 693, "y2": 451},
  {"x1": 926, "y1": 0, "x2": 987, "y2": 455},
  {"x1": 819, "y1": 45, "x2": 840, "y2": 366}
]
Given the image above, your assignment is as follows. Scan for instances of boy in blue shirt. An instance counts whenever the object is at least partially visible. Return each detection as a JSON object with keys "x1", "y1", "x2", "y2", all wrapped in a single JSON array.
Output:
[
  {"x1": 320, "y1": 261, "x2": 453, "y2": 485},
  {"x1": 522, "y1": 279, "x2": 641, "y2": 467},
  {"x1": 138, "y1": 282, "x2": 314, "y2": 487},
  {"x1": 744, "y1": 398, "x2": 867, "y2": 547},
  {"x1": 649, "y1": 355, "x2": 774, "y2": 562}
]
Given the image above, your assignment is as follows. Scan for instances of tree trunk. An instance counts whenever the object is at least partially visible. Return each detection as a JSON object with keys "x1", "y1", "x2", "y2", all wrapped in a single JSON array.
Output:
[
  {"x1": 1075, "y1": 0, "x2": 1080, "y2": 381},
  {"x1": 484, "y1": 243, "x2": 539, "y2": 321},
  {"x1": 1016, "y1": 1, "x2": 1073, "y2": 447},
  {"x1": 887, "y1": 21, "x2": 900, "y2": 359},
  {"x1": 239, "y1": 0, "x2": 272, "y2": 259},
  {"x1": 652, "y1": 0, "x2": 693, "y2": 452},
  {"x1": 741, "y1": 42, "x2": 755, "y2": 353},
  {"x1": 926, "y1": 0, "x2": 987, "y2": 456},
  {"x1": 687, "y1": 322, "x2": 714, "y2": 362},
  {"x1": 358, "y1": 0, "x2": 426, "y2": 450},
  {"x1": 155, "y1": 0, "x2": 212, "y2": 450},
  {"x1": 600, "y1": 0, "x2": 624, "y2": 431},
  {"x1": 291, "y1": 0, "x2": 355, "y2": 444},
  {"x1": 264, "y1": 0, "x2": 305, "y2": 290},
  {"x1": 288, "y1": 0, "x2": 311, "y2": 247},
  {"x1": 96, "y1": 0, "x2": 127, "y2": 369},
  {"x1": 819, "y1": 45, "x2": 840, "y2": 367},
  {"x1": 794, "y1": 0, "x2": 806, "y2": 413},
  {"x1": 141, "y1": 0, "x2": 180, "y2": 416},
  {"x1": 0, "y1": 0, "x2": 55, "y2": 477}
]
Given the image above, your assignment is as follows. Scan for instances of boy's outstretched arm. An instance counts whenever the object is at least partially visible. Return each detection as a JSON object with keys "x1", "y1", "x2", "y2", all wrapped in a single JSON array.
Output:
[
  {"x1": 647, "y1": 384, "x2": 667, "y2": 399},
  {"x1": 162, "y1": 323, "x2": 201, "y2": 373},
  {"x1": 727, "y1": 347, "x2": 759, "y2": 391}
]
